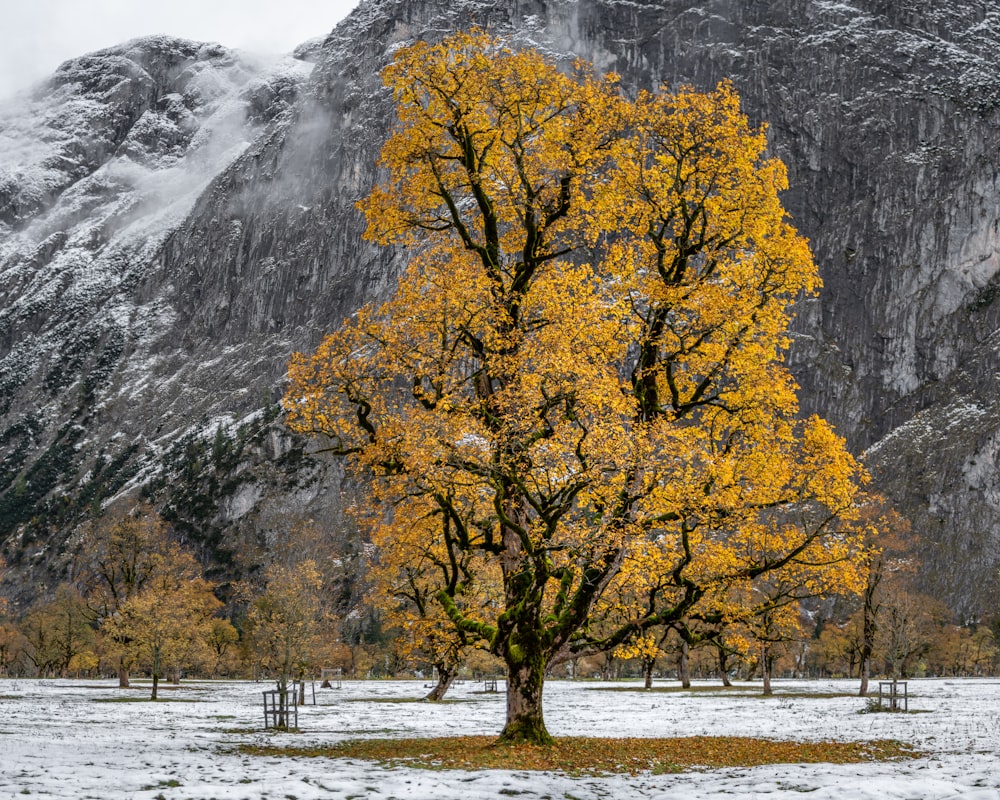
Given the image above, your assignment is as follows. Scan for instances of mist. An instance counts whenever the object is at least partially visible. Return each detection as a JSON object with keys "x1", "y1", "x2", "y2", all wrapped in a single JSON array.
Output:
[{"x1": 0, "y1": 0, "x2": 358, "y2": 99}]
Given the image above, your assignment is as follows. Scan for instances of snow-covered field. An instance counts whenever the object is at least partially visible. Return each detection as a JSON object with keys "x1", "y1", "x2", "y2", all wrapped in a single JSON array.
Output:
[{"x1": 1, "y1": 677, "x2": 998, "y2": 799}]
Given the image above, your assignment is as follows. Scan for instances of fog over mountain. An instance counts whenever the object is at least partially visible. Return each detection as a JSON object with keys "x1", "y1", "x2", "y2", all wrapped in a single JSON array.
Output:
[{"x1": 2, "y1": 0, "x2": 999, "y2": 615}]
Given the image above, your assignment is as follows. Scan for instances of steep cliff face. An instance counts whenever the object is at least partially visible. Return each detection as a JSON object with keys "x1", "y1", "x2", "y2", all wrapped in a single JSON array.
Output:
[
  {"x1": 2, "y1": 1, "x2": 1000, "y2": 613},
  {"x1": 0, "y1": 36, "x2": 317, "y2": 585}
]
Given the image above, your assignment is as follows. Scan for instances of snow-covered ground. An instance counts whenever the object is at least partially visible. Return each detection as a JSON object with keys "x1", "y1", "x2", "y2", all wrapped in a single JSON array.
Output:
[{"x1": 1, "y1": 677, "x2": 998, "y2": 799}]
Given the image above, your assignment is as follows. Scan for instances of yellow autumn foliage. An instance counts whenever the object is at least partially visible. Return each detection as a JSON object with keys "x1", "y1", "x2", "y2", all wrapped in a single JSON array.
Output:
[{"x1": 285, "y1": 30, "x2": 869, "y2": 743}]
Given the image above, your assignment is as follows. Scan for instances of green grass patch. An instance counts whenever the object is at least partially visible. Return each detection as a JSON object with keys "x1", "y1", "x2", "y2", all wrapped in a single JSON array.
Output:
[
  {"x1": 142, "y1": 779, "x2": 182, "y2": 790},
  {"x1": 241, "y1": 735, "x2": 920, "y2": 776},
  {"x1": 858, "y1": 698, "x2": 931, "y2": 715}
]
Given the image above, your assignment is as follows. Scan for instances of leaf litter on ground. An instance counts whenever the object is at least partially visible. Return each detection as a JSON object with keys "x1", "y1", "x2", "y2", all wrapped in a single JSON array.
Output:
[{"x1": 242, "y1": 734, "x2": 920, "y2": 775}]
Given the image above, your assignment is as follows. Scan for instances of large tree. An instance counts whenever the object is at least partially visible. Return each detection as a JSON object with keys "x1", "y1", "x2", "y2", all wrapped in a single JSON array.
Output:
[{"x1": 286, "y1": 31, "x2": 866, "y2": 744}]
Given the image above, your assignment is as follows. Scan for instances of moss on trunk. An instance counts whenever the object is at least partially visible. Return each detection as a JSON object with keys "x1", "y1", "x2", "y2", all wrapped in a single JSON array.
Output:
[{"x1": 499, "y1": 654, "x2": 553, "y2": 745}]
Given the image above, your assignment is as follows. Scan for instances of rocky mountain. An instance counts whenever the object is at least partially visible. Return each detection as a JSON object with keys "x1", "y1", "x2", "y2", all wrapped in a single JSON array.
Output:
[{"x1": 2, "y1": 0, "x2": 1000, "y2": 615}]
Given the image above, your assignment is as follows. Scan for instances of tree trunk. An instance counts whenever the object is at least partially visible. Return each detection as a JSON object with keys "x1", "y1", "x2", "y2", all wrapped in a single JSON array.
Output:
[
  {"x1": 761, "y1": 646, "x2": 773, "y2": 696},
  {"x1": 643, "y1": 657, "x2": 654, "y2": 689},
  {"x1": 274, "y1": 676, "x2": 290, "y2": 729},
  {"x1": 118, "y1": 661, "x2": 130, "y2": 689},
  {"x1": 859, "y1": 587, "x2": 877, "y2": 696},
  {"x1": 425, "y1": 662, "x2": 456, "y2": 701},
  {"x1": 718, "y1": 646, "x2": 732, "y2": 687},
  {"x1": 678, "y1": 640, "x2": 691, "y2": 689},
  {"x1": 500, "y1": 655, "x2": 552, "y2": 745},
  {"x1": 151, "y1": 649, "x2": 162, "y2": 700}
]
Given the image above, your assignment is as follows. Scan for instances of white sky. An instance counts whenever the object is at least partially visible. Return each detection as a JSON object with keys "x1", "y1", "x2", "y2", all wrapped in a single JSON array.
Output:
[{"x1": 0, "y1": 0, "x2": 361, "y2": 99}]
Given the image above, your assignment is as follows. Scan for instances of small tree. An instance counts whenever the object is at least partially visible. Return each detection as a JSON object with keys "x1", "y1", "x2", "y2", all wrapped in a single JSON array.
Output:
[
  {"x1": 242, "y1": 561, "x2": 325, "y2": 704},
  {"x1": 852, "y1": 497, "x2": 913, "y2": 694},
  {"x1": 877, "y1": 584, "x2": 946, "y2": 678},
  {"x1": 0, "y1": 619, "x2": 22, "y2": 677},
  {"x1": 204, "y1": 618, "x2": 241, "y2": 677},
  {"x1": 711, "y1": 627, "x2": 753, "y2": 687},
  {"x1": 21, "y1": 584, "x2": 95, "y2": 678},
  {"x1": 366, "y1": 500, "x2": 490, "y2": 700},
  {"x1": 78, "y1": 505, "x2": 174, "y2": 687},
  {"x1": 614, "y1": 629, "x2": 667, "y2": 690},
  {"x1": 107, "y1": 558, "x2": 221, "y2": 699}
]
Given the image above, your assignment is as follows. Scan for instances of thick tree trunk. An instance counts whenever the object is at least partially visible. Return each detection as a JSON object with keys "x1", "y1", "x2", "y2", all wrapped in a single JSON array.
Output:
[
  {"x1": 718, "y1": 647, "x2": 732, "y2": 687},
  {"x1": 151, "y1": 673, "x2": 159, "y2": 700},
  {"x1": 643, "y1": 657, "x2": 654, "y2": 689},
  {"x1": 500, "y1": 655, "x2": 552, "y2": 745},
  {"x1": 761, "y1": 647, "x2": 773, "y2": 696},
  {"x1": 678, "y1": 640, "x2": 691, "y2": 689},
  {"x1": 118, "y1": 661, "x2": 130, "y2": 689},
  {"x1": 425, "y1": 662, "x2": 456, "y2": 701},
  {"x1": 859, "y1": 656, "x2": 870, "y2": 697}
]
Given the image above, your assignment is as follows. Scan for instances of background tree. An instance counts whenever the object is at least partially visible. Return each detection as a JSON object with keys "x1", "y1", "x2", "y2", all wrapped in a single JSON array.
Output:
[
  {"x1": 0, "y1": 559, "x2": 18, "y2": 676},
  {"x1": 877, "y1": 583, "x2": 945, "y2": 678},
  {"x1": 286, "y1": 31, "x2": 866, "y2": 744},
  {"x1": 813, "y1": 613, "x2": 861, "y2": 677},
  {"x1": 850, "y1": 496, "x2": 913, "y2": 694},
  {"x1": 105, "y1": 547, "x2": 221, "y2": 699},
  {"x1": 77, "y1": 504, "x2": 175, "y2": 687},
  {"x1": 0, "y1": 617, "x2": 22, "y2": 676},
  {"x1": 20, "y1": 607, "x2": 58, "y2": 676},
  {"x1": 614, "y1": 628, "x2": 669, "y2": 690},
  {"x1": 366, "y1": 497, "x2": 492, "y2": 700},
  {"x1": 711, "y1": 626, "x2": 753, "y2": 687},
  {"x1": 241, "y1": 561, "x2": 326, "y2": 705},
  {"x1": 203, "y1": 618, "x2": 241, "y2": 677},
  {"x1": 20, "y1": 584, "x2": 95, "y2": 678},
  {"x1": 748, "y1": 602, "x2": 805, "y2": 695}
]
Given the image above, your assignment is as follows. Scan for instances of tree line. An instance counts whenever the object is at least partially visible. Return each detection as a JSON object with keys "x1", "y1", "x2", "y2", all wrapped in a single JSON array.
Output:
[
  {"x1": 0, "y1": 498, "x2": 993, "y2": 695},
  {"x1": 0, "y1": 505, "x2": 358, "y2": 699}
]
